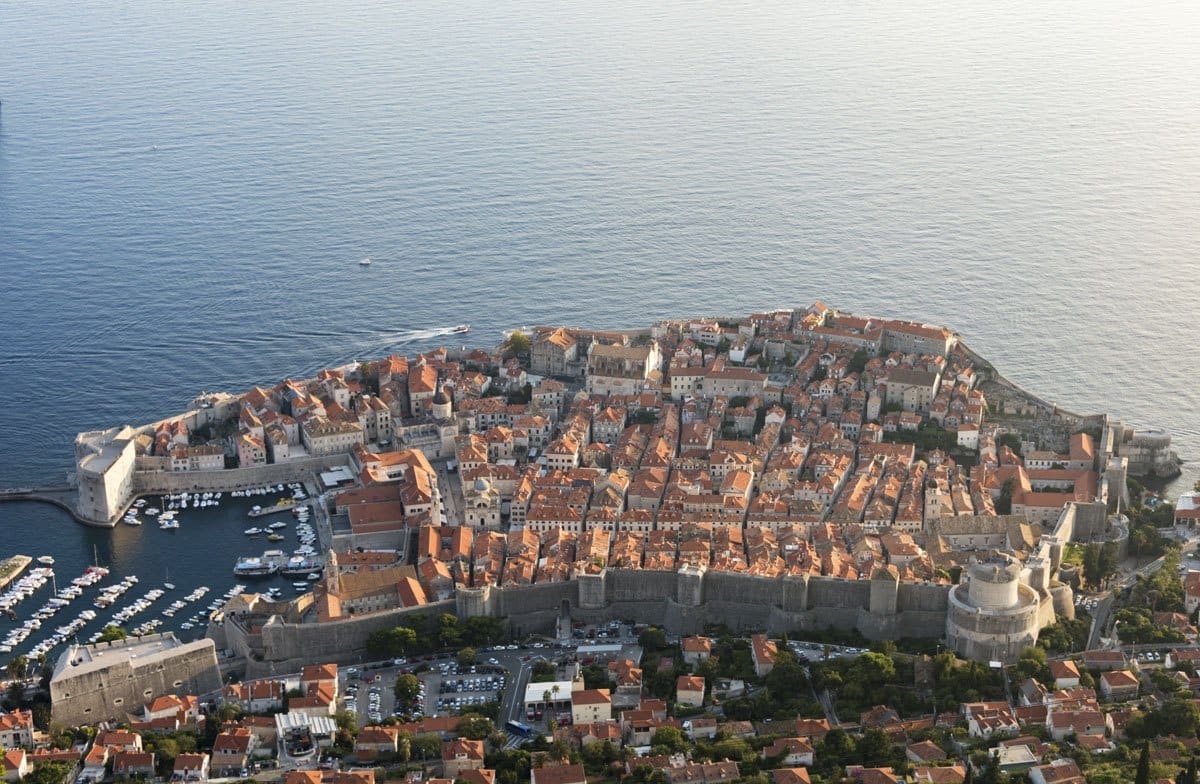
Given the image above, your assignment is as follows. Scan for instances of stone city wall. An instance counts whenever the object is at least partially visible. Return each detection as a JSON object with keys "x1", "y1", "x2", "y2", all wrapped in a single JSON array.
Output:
[
  {"x1": 235, "y1": 567, "x2": 987, "y2": 664},
  {"x1": 256, "y1": 599, "x2": 452, "y2": 664},
  {"x1": 131, "y1": 454, "x2": 352, "y2": 495}
]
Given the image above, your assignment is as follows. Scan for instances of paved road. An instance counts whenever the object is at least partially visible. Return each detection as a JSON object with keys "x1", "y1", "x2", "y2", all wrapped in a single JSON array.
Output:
[
  {"x1": 1084, "y1": 531, "x2": 1200, "y2": 650},
  {"x1": 435, "y1": 465, "x2": 464, "y2": 526}
]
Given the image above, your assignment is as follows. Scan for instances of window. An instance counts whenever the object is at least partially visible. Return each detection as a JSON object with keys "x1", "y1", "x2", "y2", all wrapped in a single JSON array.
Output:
[{"x1": 114, "y1": 698, "x2": 124, "y2": 706}]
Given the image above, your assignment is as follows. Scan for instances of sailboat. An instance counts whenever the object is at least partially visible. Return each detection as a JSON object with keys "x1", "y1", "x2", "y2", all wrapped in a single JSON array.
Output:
[{"x1": 164, "y1": 567, "x2": 175, "y2": 591}]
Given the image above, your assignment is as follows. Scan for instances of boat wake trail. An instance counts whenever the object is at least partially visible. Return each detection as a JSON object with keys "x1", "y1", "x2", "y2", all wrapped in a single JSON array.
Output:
[{"x1": 385, "y1": 325, "x2": 467, "y2": 344}]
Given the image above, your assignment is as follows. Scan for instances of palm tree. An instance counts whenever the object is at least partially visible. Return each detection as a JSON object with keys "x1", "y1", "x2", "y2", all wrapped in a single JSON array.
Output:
[{"x1": 6, "y1": 656, "x2": 27, "y2": 681}]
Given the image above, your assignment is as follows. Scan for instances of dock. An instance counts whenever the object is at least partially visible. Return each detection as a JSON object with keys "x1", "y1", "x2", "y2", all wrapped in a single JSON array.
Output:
[
  {"x1": 0, "y1": 555, "x2": 33, "y2": 591},
  {"x1": 248, "y1": 501, "x2": 301, "y2": 518}
]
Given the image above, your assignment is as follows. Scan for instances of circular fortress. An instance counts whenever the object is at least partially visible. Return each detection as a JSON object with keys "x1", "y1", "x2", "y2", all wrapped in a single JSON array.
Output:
[{"x1": 946, "y1": 554, "x2": 1042, "y2": 662}]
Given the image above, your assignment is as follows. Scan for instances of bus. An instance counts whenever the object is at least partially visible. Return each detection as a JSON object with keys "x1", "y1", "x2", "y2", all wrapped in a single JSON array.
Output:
[{"x1": 506, "y1": 720, "x2": 532, "y2": 736}]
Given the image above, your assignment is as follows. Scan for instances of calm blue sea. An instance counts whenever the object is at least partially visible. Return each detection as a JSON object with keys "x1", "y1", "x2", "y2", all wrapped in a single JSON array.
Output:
[{"x1": 0, "y1": 0, "x2": 1197, "y2": 652}]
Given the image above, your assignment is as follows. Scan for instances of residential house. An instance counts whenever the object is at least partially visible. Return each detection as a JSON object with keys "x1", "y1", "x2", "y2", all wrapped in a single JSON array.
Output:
[
  {"x1": 570, "y1": 690, "x2": 613, "y2": 725},
  {"x1": 172, "y1": 753, "x2": 210, "y2": 783},
  {"x1": 1028, "y1": 759, "x2": 1087, "y2": 784},
  {"x1": 1, "y1": 750, "x2": 31, "y2": 783},
  {"x1": 211, "y1": 728, "x2": 255, "y2": 777},
  {"x1": 676, "y1": 676, "x2": 705, "y2": 708},
  {"x1": 665, "y1": 761, "x2": 740, "y2": 784},
  {"x1": 762, "y1": 738, "x2": 814, "y2": 767},
  {"x1": 531, "y1": 765, "x2": 587, "y2": 784},
  {"x1": 0, "y1": 711, "x2": 34, "y2": 748},
  {"x1": 750, "y1": 634, "x2": 777, "y2": 677},
  {"x1": 770, "y1": 770, "x2": 810, "y2": 784},
  {"x1": 905, "y1": 741, "x2": 947, "y2": 765},
  {"x1": 1099, "y1": 670, "x2": 1140, "y2": 701},
  {"x1": 441, "y1": 738, "x2": 484, "y2": 778},
  {"x1": 113, "y1": 751, "x2": 157, "y2": 779},
  {"x1": 681, "y1": 636, "x2": 713, "y2": 666},
  {"x1": 1049, "y1": 660, "x2": 1080, "y2": 690}
]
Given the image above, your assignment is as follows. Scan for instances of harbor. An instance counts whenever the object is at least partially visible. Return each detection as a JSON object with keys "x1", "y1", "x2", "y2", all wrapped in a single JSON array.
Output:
[{"x1": 0, "y1": 480, "x2": 331, "y2": 659}]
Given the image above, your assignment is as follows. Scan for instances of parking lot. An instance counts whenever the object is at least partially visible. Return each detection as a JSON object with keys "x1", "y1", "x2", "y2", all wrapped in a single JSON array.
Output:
[{"x1": 786, "y1": 640, "x2": 871, "y2": 662}]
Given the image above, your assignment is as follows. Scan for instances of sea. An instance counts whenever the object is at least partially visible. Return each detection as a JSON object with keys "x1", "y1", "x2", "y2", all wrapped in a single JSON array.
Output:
[{"x1": 0, "y1": 0, "x2": 1197, "y2": 657}]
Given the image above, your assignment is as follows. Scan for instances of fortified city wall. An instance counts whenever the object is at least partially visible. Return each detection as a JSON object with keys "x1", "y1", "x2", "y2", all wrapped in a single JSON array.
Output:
[
  {"x1": 131, "y1": 454, "x2": 352, "y2": 495},
  {"x1": 218, "y1": 568, "x2": 957, "y2": 668}
]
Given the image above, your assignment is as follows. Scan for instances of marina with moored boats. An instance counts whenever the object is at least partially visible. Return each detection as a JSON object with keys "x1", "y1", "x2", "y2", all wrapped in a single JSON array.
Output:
[{"x1": 0, "y1": 480, "x2": 328, "y2": 659}]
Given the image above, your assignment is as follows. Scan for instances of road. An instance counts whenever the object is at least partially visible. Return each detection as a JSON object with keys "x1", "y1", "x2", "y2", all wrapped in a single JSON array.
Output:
[
  {"x1": 1085, "y1": 530, "x2": 1200, "y2": 650},
  {"x1": 435, "y1": 465, "x2": 463, "y2": 526}
]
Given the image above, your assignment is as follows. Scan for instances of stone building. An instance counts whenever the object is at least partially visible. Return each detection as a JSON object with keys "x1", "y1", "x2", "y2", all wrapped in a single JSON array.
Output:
[
  {"x1": 301, "y1": 417, "x2": 364, "y2": 457},
  {"x1": 945, "y1": 555, "x2": 1042, "y2": 663},
  {"x1": 884, "y1": 369, "x2": 942, "y2": 413},
  {"x1": 586, "y1": 342, "x2": 662, "y2": 397},
  {"x1": 531, "y1": 329, "x2": 579, "y2": 377},
  {"x1": 75, "y1": 426, "x2": 138, "y2": 524},
  {"x1": 50, "y1": 634, "x2": 222, "y2": 726},
  {"x1": 462, "y1": 477, "x2": 502, "y2": 529}
]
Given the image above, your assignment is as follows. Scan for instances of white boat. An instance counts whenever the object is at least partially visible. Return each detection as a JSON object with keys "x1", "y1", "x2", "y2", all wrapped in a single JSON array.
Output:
[
  {"x1": 244, "y1": 527, "x2": 262, "y2": 536},
  {"x1": 37, "y1": 555, "x2": 55, "y2": 565},
  {"x1": 124, "y1": 517, "x2": 143, "y2": 526},
  {"x1": 359, "y1": 257, "x2": 372, "y2": 266},
  {"x1": 451, "y1": 323, "x2": 470, "y2": 334}
]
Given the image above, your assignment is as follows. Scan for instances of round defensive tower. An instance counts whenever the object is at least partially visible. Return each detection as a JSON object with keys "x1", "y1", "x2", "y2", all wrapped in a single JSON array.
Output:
[{"x1": 946, "y1": 554, "x2": 1041, "y2": 664}]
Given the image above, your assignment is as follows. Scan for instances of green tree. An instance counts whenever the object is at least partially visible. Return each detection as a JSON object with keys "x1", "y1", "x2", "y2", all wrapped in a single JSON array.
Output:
[
  {"x1": 6, "y1": 656, "x2": 27, "y2": 681},
  {"x1": 1134, "y1": 741, "x2": 1150, "y2": 784},
  {"x1": 463, "y1": 616, "x2": 507, "y2": 647},
  {"x1": 1082, "y1": 543, "x2": 1101, "y2": 588},
  {"x1": 23, "y1": 762, "x2": 72, "y2": 784},
  {"x1": 856, "y1": 727, "x2": 895, "y2": 767},
  {"x1": 997, "y1": 433, "x2": 1023, "y2": 457},
  {"x1": 530, "y1": 660, "x2": 556, "y2": 683},
  {"x1": 97, "y1": 625, "x2": 126, "y2": 643},
  {"x1": 366, "y1": 625, "x2": 417, "y2": 658},
  {"x1": 394, "y1": 674, "x2": 421, "y2": 704},
  {"x1": 764, "y1": 649, "x2": 808, "y2": 695},
  {"x1": 437, "y1": 614, "x2": 462, "y2": 648},
  {"x1": 1013, "y1": 646, "x2": 1049, "y2": 682},
  {"x1": 816, "y1": 728, "x2": 856, "y2": 767},
  {"x1": 1099, "y1": 541, "x2": 1119, "y2": 583},
  {"x1": 996, "y1": 478, "x2": 1014, "y2": 515},
  {"x1": 710, "y1": 737, "x2": 751, "y2": 762},
  {"x1": 650, "y1": 726, "x2": 687, "y2": 754},
  {"x1": 456, "y1": 714, "x2": 495, "y2": 740},
  {"x1": 850, "y1": 652, "x2": 896, "y2": 688},
  {"x1": 639, "y1": 627, "x2": 667, "y2": 651},
  {"x1": 458, "y1": 647, "x2": 477, "y2": 667},
  {"x1": 503, "y1": 330, "x2": 531, "y2": 356}
]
